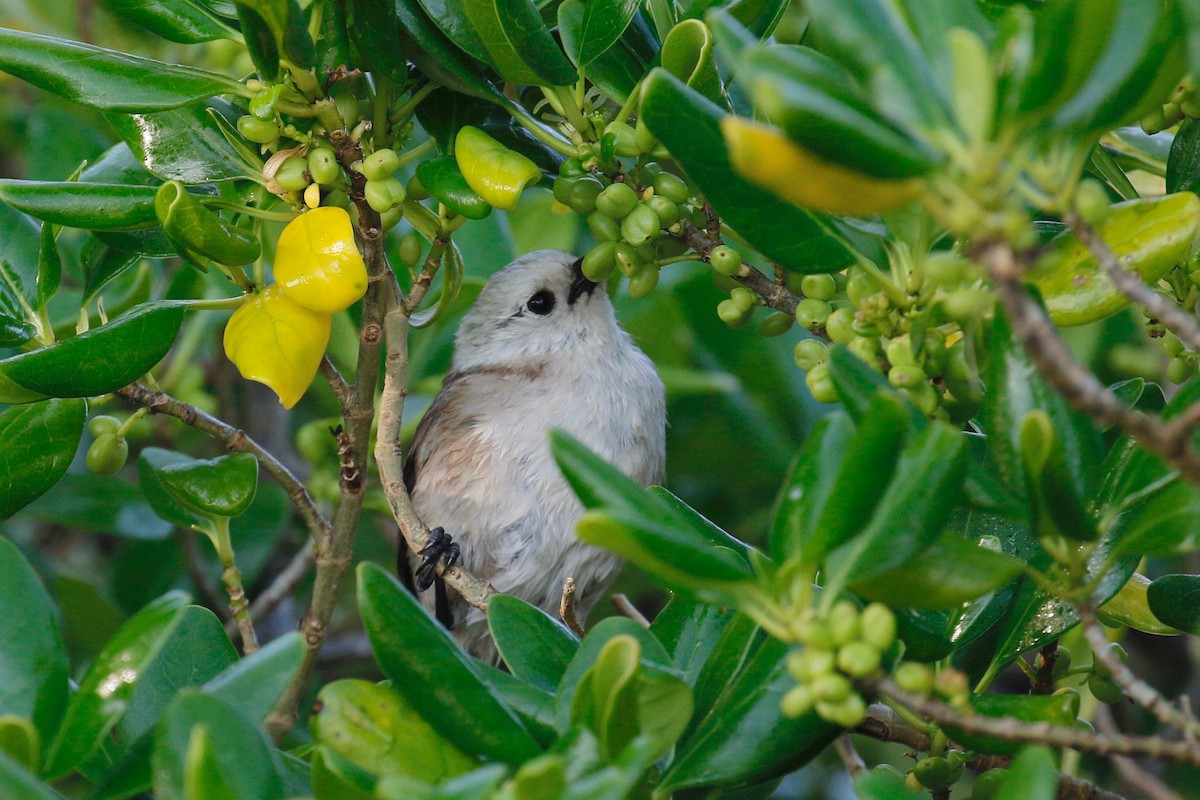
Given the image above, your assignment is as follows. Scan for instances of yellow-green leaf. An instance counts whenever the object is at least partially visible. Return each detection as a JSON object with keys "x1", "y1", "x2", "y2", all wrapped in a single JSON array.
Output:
[{"x1": 454, "y1": 126, "x2": 541, "y2": 211}]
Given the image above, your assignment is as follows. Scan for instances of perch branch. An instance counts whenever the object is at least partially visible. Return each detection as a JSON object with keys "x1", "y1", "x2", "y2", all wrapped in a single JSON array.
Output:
[
  {"x1": 677, "y1": 220, "x2": 800, "y2": 316},
  {"x1": 611, "y1": 594, "x2": 650, "y2": 627},
  {"x1": 1094, "y1": 705, "x2": 1183, "y2": 800},
  {"x1": 560, "y1": 577, "x2": 584, "y2": 637}
]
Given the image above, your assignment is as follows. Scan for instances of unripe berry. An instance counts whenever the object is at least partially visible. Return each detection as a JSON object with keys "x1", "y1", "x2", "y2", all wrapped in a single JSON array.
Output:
[
  {"x1": 730, "y1": 287, "x2": 757, "y2": 312},
  {"x1": 87, "y1": 434, "x2": 128, "y2": 477},
  {"x1": 582, "y1": 242, "x2": 617, "y2": 282},
  {"x1": 595, "y1": 182, "x2": 639, "y2": 219},
  {"x1": 237, "y1": 115, "x2": 280, "y2": 144},
  {"x1": 894, "y1": 662, "x2": 935, "y2": 695},
  {"x1": 364, "y1": 177, "x2": 406, "y2": 213},
  {"x1": 837, "y1": 641, "x2": 881, "y2": 678},
  {"x1": 759, "y1": 311, "x2": 793, "y2": 337},
  {"x1": 653, "y1": 172, "x2": 690, "y2": 203},
  {"x1": 709, "y1": 245, "x2": 743, "y2": 276},
  {"x1": 845, "y1": 271, "x2": 876, "y2": 307},
  {"x1": 604, "y1": 121, "x2": 643, "y2": 157},
  {"x1": 399, "y1": 233, "x2": 423, "y2": 268},
  {"x1": 794, "y1": 339, "x2": 829, "y2": 371},
  {"x1": 817, "y1": 694, "x2": 867, "y2": 727},
  {"x1": 627, "y1": 266, "x2": 659, "y2": 299},
  {"x1": 406, "y1": 174, "x2": 430, "y2": 201},
  {"x1": 913, "y1": 756, "x2": 962, "y2": 791},
  {"x1": 88, "y1": 415, "x2": 121, "y2": 437},
  {"x1": 566, "y1": 177, "x2": 605, "y2": 214},
  {"x1": 860, "y1": 603, "x2": 897, "y2": 650},
  {"x1": 1088, "y1": 672, "x2": 1124, "y2": 704},
  {"x1": 800, "y1": 274, "x2": 836, "y2": 301},
  {"x1": 557, "y1": 156, "x2": 587, "y2": 177},
  {"x1": 587, "y1": 211, "x2": 621, "y2": 242},
  {"x1": 970, "y1": 769, "x2": 1008, "y2": 800},
  {"x1": 1074, "y1": 179, "x2": 1111, "y2": 225},
  {"x1": 1092, "y1": 642, "x2": 1128, "y2": 679},
  {"x1": 789, "y1": 647, "x2": 836, "y2": 681},
  {"x1": 847, "y1": 336, "x2": 883, "y2": 371},
  {"x1": 795, "y1": 298, "x2": 832, "y2": 329},
  {"x1": 361, "y1": 148, "x2": 401, "y2": 181},
  {"x1": 824, "y1": 308, "x2": 856, "y2": 345},
  {"x1": 888, "y1": 364, "x2": 927, "y2": 390},
  {"x1": 934, "y1": 668, "x2": 969, "y2": 701},
  {"x1": 274, "y1": 156, "x2": 310, "y2": 191},
  {"x1": 307, "y1": 147, "x2": 340, "y2": 186},
  {"x1": 828, "y1": 601, "x2": 860, "y2": 646},
  {"x1": 717, "y1": 299, "x2": 751, "y2": 328},
  {"x1": 903, "y1": 382, "x2": 939, "y2": 416},
  {"x1": 780, "y1": 685, "x2": 815, "y2": 718},
  {"x1": 646, "y1": 195, "x2": 679, "y2": 226},
  {"x1": 1162, "y1": 332, "x2": 1184, "y2": 358},
  {"x1": 806, "y1": 362, "x2": 838, "y2": 403},
  {"x1": 923, "y1": 252, "x2": 968, "y2": 288},
  {"x1": 621, "y1": 204, "x2": 661, "y2": 245},
  {"x1": 1168, "y1": 356, "x2": 1195, "y2": 384},
  {"x1": 810, "y1": 673, "x2": 852, "y2": 703},
  {"x1": 614, "y1": 243, "x2": 640, "y2": 277},
  {"x1": 886, "y1": 335, "x2": 917, "y2": 367}
]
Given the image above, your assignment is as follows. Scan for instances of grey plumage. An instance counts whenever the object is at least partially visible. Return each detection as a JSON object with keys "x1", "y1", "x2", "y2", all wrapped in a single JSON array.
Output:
[{"x1": 404, "y1": 250, "x2": 666, "y2": 660}]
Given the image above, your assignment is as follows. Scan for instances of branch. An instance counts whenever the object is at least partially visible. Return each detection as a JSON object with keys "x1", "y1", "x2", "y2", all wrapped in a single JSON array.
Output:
[
  {"x1": 1068, "y1": 213, "x2": 1200, "y2": 356},
  {"x1": 677, "y1": 220, "x2": 799, "y2": 316},
  {"x1": 318, "y1": 355, "x2": 353, "y2": 410},
  {"x1": 560, "y1": 577, "x2": 584, "y2": 637},
  {"x1": 834, "y1": 735, "x2": 867, "y2": 779},
  {"x1": 611, "y1": 594, "x2": 649, "y2": 627},
  {"x1": 1094, "y1": 705, "x2": 1183, "y2": 800},
  {"x1": 874, "y1": 677, "x2": 1200, "y2": 767},
  {"x1": 980, "y1": 243, "x2": 1200, "y2": 487},
  {"x1": 247, "y1": 538, "x2": 314, "y2": 622},
  {"x1": 116, "y1": 383, "x2": 332, "y2": 542},
  {"x1": 1079, "y1": 603, "x2": 1200, "y2": 737}
]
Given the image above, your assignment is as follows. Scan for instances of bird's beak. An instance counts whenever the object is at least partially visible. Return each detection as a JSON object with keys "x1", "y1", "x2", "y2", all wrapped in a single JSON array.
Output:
[{"x1": 567, "y1": 257, "x2": 599, "y2": 305}]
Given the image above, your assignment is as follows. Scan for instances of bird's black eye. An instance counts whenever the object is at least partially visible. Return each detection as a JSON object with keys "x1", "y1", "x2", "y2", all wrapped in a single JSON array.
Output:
[{"x1": 527, "y1": 290, "x2": 556, "y2": 315}]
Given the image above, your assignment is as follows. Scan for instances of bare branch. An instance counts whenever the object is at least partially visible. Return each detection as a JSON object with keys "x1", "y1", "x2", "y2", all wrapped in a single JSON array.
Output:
[
  {"x1": 318, "y1": 356, "x2": 353, "y2": 410},
  {"x1": 247, "y1": 538, "x2": 314, "y2": 623},
  {"x1": 676, "y1": 221, "x2": 799, "y2": 316},
  {"x1": 560, "y1": 577, "x2": 585, "y2": 637},
  {"x1": 834, "y1": 735, "x2": 868, "y2": 779},
  {"x1": 611, "y1": 593, "x2": 650, "y2": 627},
  {"x1": 1095, "y1": 705, "x2": 1183, "y2": 800}
]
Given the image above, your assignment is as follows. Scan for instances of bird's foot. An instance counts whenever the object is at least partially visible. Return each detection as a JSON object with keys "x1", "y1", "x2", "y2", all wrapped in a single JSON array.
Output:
[{"x1": 414, "y1": 527, "x2": 461, "y2": 592}]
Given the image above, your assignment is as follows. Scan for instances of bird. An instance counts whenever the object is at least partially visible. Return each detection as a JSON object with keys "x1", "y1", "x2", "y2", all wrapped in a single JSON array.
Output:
[{"x1": 399, "y1": 249, "x2": 666, "y2": 661}]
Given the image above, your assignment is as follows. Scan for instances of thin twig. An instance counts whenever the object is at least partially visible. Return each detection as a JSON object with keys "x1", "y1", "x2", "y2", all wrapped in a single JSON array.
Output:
[
  {"x1": 676, "y1": 221, "x2": 800, "y2": 316},
  {"x1": 1094, "y1": 705, "x2": 1183, "y2": 800},
  {"x1": 875, "y1": 677, "x2": 1200, "y2": 767},
  {"x1": 834, "y1": 735, "x2": 867, "y2": 779},
  {"x1": 1068, "y1": 213, "x2": 1200, "y2": 356},
  {"x1": 247, "y1": 538, "x2": 314, "y2": 623},
  {"x1": 318, "y1": 356, "x2": 353, "y2": 410},
  {"x1": 1079, "y1": 603, "x2": 1200, "y2": 737},
  {"x1": 560, "y1": 577, "x2": 585, "y2": 637},
  {"x1": 611, "y1": 593, "x2": 650, "y2": 627}
]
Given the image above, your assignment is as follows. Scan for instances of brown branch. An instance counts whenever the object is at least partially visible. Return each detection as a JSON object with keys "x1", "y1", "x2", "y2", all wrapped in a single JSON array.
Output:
[
  {"x1": 611, "y1": 593, "x2": 649, "y2": 627},
  {"x1": 834, "y1": 735, "x2": 867, "y2": 779},
  {"x1": 117, "y1": 383, "x2": 332, "y2": 542},
  {"x1": 318, "y1": 355, "x2": 353, "y2": 410},
  {"x1": 981, "y1": 243, "x2": 1200, "y2": 487},
  {"x1": 1095, "y1": 705, "x2": 1183, "y2": 800},
  {"x1": 247, "y1": 538, "x2": 314, "y2": 623},
  {"x1": 1079, "y1": 603, "x2": 1200, "y2": 737},
  {"x1": 677, "y1": 221, "x2": 799, "y2": 316},
  {"x1": 560, "y1": 577, "x2": 584, "y2": 637},
  {"x1": 1068, "y1": 213, "x2": 1200, "y2": 356},
  {"x1": 874, "y1": 677, "x2": 1200, "y2": 767}
]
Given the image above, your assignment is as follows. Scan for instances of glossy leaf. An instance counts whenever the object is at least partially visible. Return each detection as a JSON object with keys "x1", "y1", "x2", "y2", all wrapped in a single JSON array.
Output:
[
  {"x1": 1113, "y1": 480, "x2": 1200, "y2": 555},
  {"x1": 413, "y1": 0, "x2": 490, "y2": 65},
  {"x1": 154, "y1": 453, "x2": 259, "y2": 519},
  {"x1": 233, "y1": 0, "x2": 316, "y2": 73},
  {"x1": 0, "y1": 750, "x2": 61, "y2": 800},
  {"x1": 36, "y1": 222, "x2": 59, "y2": 311},
  {"x1": 487, "y1": 595, "x2": 579, "y2": 692},
  {"x1": 1147, "y1": 574, "x2": 1200, "y2": 632},
  {"x1": 557, "y1": 0, "x2": 644, "y2": 101},
  {"x1": 0, "y1": 538, "x2": 69, "y2": 747},
  {"x1": 473, "y1": 665, "x2": 559, "y2": 745},
  {"x1": 138, "y1": 448, "x2": 203, "y2": 529},
  {"x1": 853, "y1": 531, "x2": 1023, "y2": 609},
  {"x1": 641, "y1": 69, "x2": 854, "y2": 274},
  {"x1": 393, "y1": 0, "x2": 502, "y2": 99},
  {"x1": 44, "y1": 591, "x2": 190, "y2": 778},
  {"x1": 156, "y1": 182, "x2": 260, "y2": 267},
  {"x1": 0, "y1": 28, "x2": 236, "y2": 111},
  {"x1": 649, "y1": 597, "x2": 741, "y2": 687},
  {"x1": 0, "y1": 181, "x2": 161, "y2": 231},
  {"x1": 204, "y1": 632, "x2": 304, "y2": 719},
  {"x1": 570, "y1": 0, "x2": 640, "y2": 65},
  {"x1": 1168, "y1": 118, "x2": 1200, "y2": 194},
  {"x1": 945, "y1": 693, "x2": 1078, "y2": 757},
  {"x1": 661, "y1": 20, "x2": 727, "y2": 107},
  {"x1": 312, "y1": 680, "x2": 474, "y2": 781},
  {"x1": 416, "y1": 157, "x2": 494, "y2": 220},
  {"x1": 1098, "y1": 574, "x2": 1180, "y2": 635},
  {"x1": 152, "y1": 691, "x2": 285, "y2": 800},
  {"x1": 348, "y1": 0, "x2": 408, "y2": 84},
  {"x1": 357, "y1": 563, "x2": 541, "y2": 766},
  {"x1": 996, "y1": 746, "x2": 1057, "y2": 800},
  {"x1": 107, "y1": 100, "x2": 253, "y2": 184},
  {"x1": 0, "y1": 399, "x2": 85, "y2": 519},
  {"x1": 100, "y1": 0, "x2": 233, "y2": 43},
  {"x1": 0, "y1": 303, "x2": 184, "y2": 402},
  {"x1": 460, "y1": 0, "x2": 576, "y2": 86},
  {"x1": 662, "y1": 638, "x2": 840, "y2": 791}
]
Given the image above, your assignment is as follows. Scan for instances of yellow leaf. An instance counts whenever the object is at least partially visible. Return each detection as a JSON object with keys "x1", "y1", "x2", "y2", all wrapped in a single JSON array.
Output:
[
  {"x1": 223, "y1": 285, "x2": 332, "y2": 408},
  {"x1": 274, "y1": 206, "x2": 368, "y2": 314},
  {"x1": 721, "y1": 117, "x2": 921, "y2": 215},
  {"x1": 455, "y1": 126, "x2": 541, "y2": 211}
]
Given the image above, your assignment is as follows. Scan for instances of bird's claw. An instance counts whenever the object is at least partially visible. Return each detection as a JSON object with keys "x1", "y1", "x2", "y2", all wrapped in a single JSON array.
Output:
[{"x1": 415, "y1": 527, "x2": 461, "y2": 592}]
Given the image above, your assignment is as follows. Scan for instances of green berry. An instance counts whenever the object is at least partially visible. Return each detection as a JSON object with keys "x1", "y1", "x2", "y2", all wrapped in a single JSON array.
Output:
[
  {"x1": 627, "y1": 266, "x2": 659, "y2": 299},
  {"x1": 846, "y1": 270, "x2": 877, "y2": 307},
  {"x1": 307, "y1": 147, "x2": 340, "y2": 185},
  {"x1": 795, "y1": 298, "x2": 833, "y2": 329},
  {"x1": 1168, "y1": 356, "x2": 1195, "y2": 384},
  {"x1": 614, "y1": 243, "x2": 640, "y2": 277},
  {"x1": 759, "y1": 311, "x2": 794, "y2": 337},
  {"x1": 1053, "y1": 686, "x2": 1083, "y2": 717},
  {"x1": 647, "y1": 195, "x2": 679, "y2": 226},
  {"x1": 942, "y1": 287, "x2": 990, "y2": 323},
  {"x1": 836, "y1": 642, "x2": 881, "y2": 678},
  {"x1": 886, "y1": 335, "x2": 917, "y2": 367},
  {"x1": 1092, "y1": 642, "x2": 1128, "y2": 679},
  {"x1": 620, "y1": 204, "x2": 662, "y2": 245},
  {"x1": 934, "y1": 668, "x2": 969, "y2": 700},
  {"x1": 406, "y1": 174, "x2": 430, "y2": 201},
  {"x1": 1074, "y1": 179, "x2": 1112, "y2": 225},
  {"x1": 860, "y1": 603, "x2": 897, "y2": 651},
  {"x1": 582, "y1": 242, "x2": 617, "y2": 282},
  {"x1": 88, "y1": 415, "x2": 121, "y2": 437},
  {"x1": 1087, "y1": 672, "x2": 1124, "y2": 704},
  {"x1": 806, "y1": 362, "x2": 838, "y2": 403},
  {"x1": 653, "y1": 172, "x2": 690, "y2": 203},
  {"x1": 847, "y1": 336, "x2": 882, "y2": 371},
  {"x1": 728, "y1": 287, "x2": 755, "y2": 312},
  {"x1": 1051, "y1": 648, "x2": 1073, "y2": 681},
  {"x1": 709, "y1": 245, "x2": 743, "y2": 276},
  {"x1": 913, "y1": 756, "x2": 962, "y2": 791},
  {"x1": 828, "y1": 600, "x2": 860, "y2": 646},
  {"x1": 780, "y1": 685, "x2": 815, "y2": 718},
  {"x1": 399, "y1": 233, "x2": 423, "y2": 268},
  {"x1": 566, "y1": 176, "x2": 605, "y2": 214},
  {"x1": 361, "y1": 148, "x2": 401, "y2": 181},
  {"x1": 717, "y1": 299, "x2": 751, "y2": 328},
  {"x1": 604, "y1": 121, "x2": 643, "y2": 157},
  {"x1": 810, "y1": 673, "x2": 852, "y2": 703},
  {"x1": 817, "y1": 694, "x2": 867, "y2": 727},
  {"x1": 923, "y1": 252, "x2": 968, "y2": 288},
  {"x1": 970, "y1": 769, "x2": 1008, "y2": 800},
  {"x1": 378, "y1": 206, "x2": 403, "y2": 230},
  {"x1": 790, "y1": 648, "x2": 836, "y2": 681},
  {"x1": 888, "y1": 363, "x2": 927, "y2": 390},
  {"x1": 557, "y1": 156, "x2": 587, "y2": 177},
  {"x1": 825, "y1": 308, "x2": 856, "y2": 345},
  {"x1": 794, "y1": 614, "x2": 835, "y2": 650},
  {"x1": 587, "y1": 211, "x2": 621, "y2": 242},
  {"x1": 552, "y1": 175, "x2": 573, "y2": 204},
  {"x1": 1162, "y1": 332, "x2": 1184, "y2": 358},
  {"x1": 595, "y1": 182, "x2": 639, "y2": 219},
  {"x1": 655, "y1": 236, "x2": 689, "y2": 259},
  {"x1": 922, "y1": 332, "x2": 948, "y2": 374},
  {"x1": 793, "y1": 339, "x2": 828, "y2": 370},
  {"x1": 634, "y1": 124, "x2": 657, "y2": 154},
  {"x1": 903, "y1": 382, "x2": 939, "y2": 416},
  {"x1": 237, "y1": 115, "x2": 280, "y2": 144},
  {"x1": 894, "y1": 663, "x2": 935, "y2": 695},
  {"x1": 87, "y1": 434, "x2": 128, "y2": 477},
  {"x1": 364, "y1": 177, "x2": 406, "y2": 213},
  {"x1": 274, "y1": 156, "x2": 310, "y2": 191},
  {"x1": 800, "y1": 274, "x2": 837, "y2": 301}
]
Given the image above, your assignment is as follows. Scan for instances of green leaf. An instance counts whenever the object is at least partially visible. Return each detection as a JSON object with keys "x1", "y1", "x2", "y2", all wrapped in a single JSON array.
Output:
[
  {"x1": 393, "y1": 0, "x2": 502, "y2": 99},
  {"x1": 312, "y1": 680, "x2": 475, "y2": 781},
  {"x1": 415, "y1": 158, "x2": 493, "y2": 220},
  {"x1": 154, "y1": 453, "x2": 259, "y2": 519},
  {"x1": 557, "y1": 0, "x2": 645, "y2": 101},
  {"x1": 661, "y1": 20, "x2": 728, "y2": 108},
  {"x1": 0, "y1": 399, "x2": 85, "y2": 520},
  {"x1": 1147, "y1": 574, "x2": 1200, "y2": 632},
  {"x1": 487, "y1": 595, "x2": 579, "y2": 692},
  {"x1": 356, "y1": 563, "x2": 541, "y2": 766},
  {"x1": 155, "y1": 182, "x2": 260, "y2": 266},
  {"x1": 0, "y1": 181, "x2": 161, "y2": 231},
  {"x1": 853, "y1": 531, "x2": 1024, "y2": 610},
  {"x1": 138, "y1": 448, "x2": 203, "y2": 529},
  {"x1": 1169, "y1": 118, "x2": 1200, "y2": 194},
  {"x1": 996, "y1": 746, "x2": 1057, "y2": 800},
  {"x1": 649, "y1": 597, "x2": 741, "y2": 687},
  {"x1": 0, "y1": 204, "x2": 41, "y2": 330},
  {"x1": 412, "y1": 0, "x2": 491, "y2": 66},
  {"x1": 183, "y1": 726, "x2": 238, "y2": 800},
  {"x1": 0, "y1": 717, "x2": 40, "y2": 775},
  {"x1": 22, "y1": 473, "x2": 172, "y2": 539},
  {"x1": 233, "y1": 0, "x2": 316, "y2": 74},
  {"x1": 945, "y1": 693, "x2": 1078, "y2": 757},
  {"x1": 107, "y1": 100, "x2": 253, "y2": 184},
  {"x1": 99, "y1": 0, "x2": 234, "y2": 43},
  {"x1": 570, "y1": 0, "x2": 640, "y2": 65},
  {"x1": 0, "y1": 303, "x2": 184, "y2": 402},
  {"x1": 0, "y1": 28, "x2": 237, "y2": 111},
  {"x1": 204, "y1": 632, "x2": 304, "y2": 718},
  {"x1": 661, "y1": 638, "x2": 841, "y2": 791},
  {"x1": 0, "y1": 750, "x2": 63, "y2": 800},
  {"x1": 473, "y1": 665, "x2": 559, "y2": 745},
  {"x1": 460, "y1": 0, "x2": 576, "y2": 85},
  {"x1": 0, "y1": 538, "x2": 69, "y2": 748},
  {"x1": 1113, "y1": 479, "x2": 1200, "y2": 555},
  {"x1": 678, "y1": 612, "x2": 759, "y2": 729},
  {"x1": 152, "y1": 691, "x2": 285, "y2": 800},
  {"x1": 641, "y1": 69, "x2": 855, "y2": 274},
  {"x1": 36, "y1": 223, "x2": 59, "y2": 311},
  {"x1": 44, "y1": 591, "x2": 190, "y2": 778}
]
